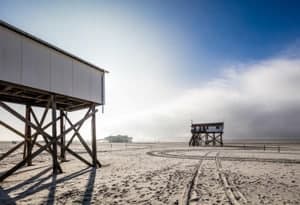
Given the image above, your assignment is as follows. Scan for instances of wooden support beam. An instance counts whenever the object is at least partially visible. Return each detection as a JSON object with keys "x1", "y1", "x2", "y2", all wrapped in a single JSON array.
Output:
[
  {"x1": 29, "y1": 105, "x2": 54, "y2": 154},
  {"x1": 0, "y1": 139, "x2": 53, "y2": 182},
  {"x1": 0, "y1": 101, "x2": 53, "y2": 140},
  {"x1": 57, "y1": 142, "x2": 92, "y2": 167},
  {"x1": 0, "y1": 120, "x2": 25, "y2": 139},
  {"x1": 0, "y1": 101, "x2": 98, "y2": 181},
  {"x1": 30, "y1": 98, "x2": 62, "y2": 172},
  {"x1": 0, "y1": 100, "x2": 101, "y2": 181},
  {"x1": 65, "y1": 107, "x2": 92, "y2": 149},
  {"x1": 65, "y1": 132, "x2": 77, "y2": 149},
  {"x1": 92, "y1": 104, "x2": 100, "y2": 168},
  {"x1": 0, "y1": 141, "x2": 25, "y2": 161},
  {"x1": 0, "y1": 102, "x2": 62, "y2": 168},
  {"x1": 0, "y1": 120, "x2": 50, "y2": 153},
  {"x1": 51, "y1": 95, "x2": 62, "y2": 174},
  {"x1": 63, "y1": 111, "x2": 101, "y2": 167},
  {"x1": 25, "y1": 104, "x2": 32, "y2": 166},
  {"x1": 60, "y1": 110, "x2": 66, "y2": 161}
]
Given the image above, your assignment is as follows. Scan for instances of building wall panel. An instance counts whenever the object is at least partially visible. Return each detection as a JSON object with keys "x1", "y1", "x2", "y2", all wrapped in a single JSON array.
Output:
[
  {"x1": 0, "y1": 24, "x2": 105, "y2": 105},
  {"x1": 90, "y1": 68, "x2": 103, "y2": 103},
  {"x1": 0, "y1": 26, "x2": 22, "y2": 84},
  {"x1": 73, "y1": 61, "x2": 91, "y2": 101},
  {"x1": 22, "y1": 38, "x2": 51, "y2": 91},
  {"x1": 50, "y1": 51, "x2": 73, "y2": 97}
]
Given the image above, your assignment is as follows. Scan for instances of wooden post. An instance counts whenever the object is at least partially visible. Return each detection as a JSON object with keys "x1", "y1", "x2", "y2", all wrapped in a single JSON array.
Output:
[
  {"x1": 60, "y1": 110, "x2": 66, "y2": 161},
  {"x1": 91, "y1": 104, "x2": 98, "y2": 168},
  {"x1": 25, "y1": 104, "x2": 32, "y2": 166},
  {"x1": 220, "y1": 133, "x2": 223, "y2": 147},
  {"x1": 51, "y1": 96, "x2": 60, "y2": 174},
  {"x1": 0, "y1": 100, "x2": 97, "y2": 181},
  {"x1": 23, "y1": 139, "x2": 27, "y2": 160}
]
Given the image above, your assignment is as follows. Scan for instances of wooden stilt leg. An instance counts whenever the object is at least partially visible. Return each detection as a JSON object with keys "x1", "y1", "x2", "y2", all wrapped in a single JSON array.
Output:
[
  {"x1": 60, "y1": 110, "x2": 66, "y2": 161},
  {"x1": 91, "y1": 105, "x2": 100, "y2": 168},
  {"x1": 51, "y1": 96, "x2": 61, "y2": 174},
  {"x1": 23, "y1": 139, "x2": 27, "y2": 160},
  {"x1": 25, "y1": 105, "x2": 32, "y2": 166},
  {"x1": 1, "y1": 99, "x2": 103, "y2": 181},
  {"x1": 221, "y1": 133, "x2": 223, "y2": 147}
]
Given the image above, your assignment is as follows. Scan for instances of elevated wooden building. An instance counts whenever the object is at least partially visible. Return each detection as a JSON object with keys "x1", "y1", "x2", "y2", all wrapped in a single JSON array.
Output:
[
  {"x1": 0, "y1": 20, "x2": 108, "y2": 181},
  {"x1": 189, "y1": 122, "x2": 224, "y2": 146}
]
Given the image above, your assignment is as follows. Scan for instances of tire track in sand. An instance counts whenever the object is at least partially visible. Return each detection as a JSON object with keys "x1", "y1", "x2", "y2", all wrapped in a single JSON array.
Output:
[
  {"x1": 180, "y1": 151, "x2": 248, "y2": 205},
  {"x1": 181, "y1": 152, "x2": 210, "y2": 205},
  {"x1": 216, "y1": 152, "x2": 247, "y2": 205}
]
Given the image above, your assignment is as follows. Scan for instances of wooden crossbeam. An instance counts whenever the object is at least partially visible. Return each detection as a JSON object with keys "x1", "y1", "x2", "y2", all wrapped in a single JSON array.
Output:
[
  {"x1": 0, "y1": 99, "x2": 100, "y2": 181},
  {"x1": 56, "y1": 110, "x2": 97, "y2": 167},
  {"x1": 65, "y1": 107, "x2": 92, "y2": 149},
  {"x1": 189, "y1": 131, "x2": 223, "y2": 146},
  {"x1": 0, "y1": 101, "x2": 53, "y2": 140},
  {"x1": 0, "y1": 120, "x2": 24, "y2": 138},
  {"x1": 29, "y1": 105, "x2": 52, "y2": 153},
  {"x1": 0, "y1": 104, "x2": 59, "y2": 156},
  {"x1": 0, "y1": 105, "x2": 96, "y2": 182},
  {"x1": 63, "y1": 111, "x2": 101, "y2": 167},
  {"x1": 0, "y1": 141, "x2": 25, "y2": 161},
  {"x1": 0, "y1": 121, "x2": 49, "y2": 153},
  {"x1": 57, "y1": 142, "x2": 92, "y2": 166},
  {"x1": 30, "y1": 101, "x2": 63, "y2": 173}
]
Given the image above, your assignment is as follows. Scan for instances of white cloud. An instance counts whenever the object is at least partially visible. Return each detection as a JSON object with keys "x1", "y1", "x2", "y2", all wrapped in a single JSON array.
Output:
[{"x1": 99, "y1": 57, "x2": 300, "y2": 142}]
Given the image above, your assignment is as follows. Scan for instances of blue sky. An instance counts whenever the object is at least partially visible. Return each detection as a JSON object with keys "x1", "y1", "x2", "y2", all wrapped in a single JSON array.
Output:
[
  {"x1": 2, "y1": 0, "x2": 300, "y2": 79},
  {"x1": 1, "y1": 1, "x2": 300, "y2": 141}
]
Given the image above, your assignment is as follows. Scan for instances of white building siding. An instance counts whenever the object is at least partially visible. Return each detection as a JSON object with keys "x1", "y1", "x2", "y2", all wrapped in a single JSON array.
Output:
[
  {"x1": 0, "y1": 24, "x2": 104, "y2": 104},
  {"x1": 0, "y1": 26, "x2": 22, "y2": 84},
  {"x1": 50, "y1": 51, "x2": 73, "y2": 97},
  {"x1": 73, "y1": 60, "x2": 91, "y2": 101},
  {"x1": 22, "y1": 37, "x2": 51, "y2": 91}
]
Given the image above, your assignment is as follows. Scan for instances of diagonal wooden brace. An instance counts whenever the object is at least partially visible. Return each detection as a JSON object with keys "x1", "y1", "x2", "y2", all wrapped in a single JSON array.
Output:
[
  {"x1": 0, "y1": 106, "x2": 96, "y2": 182},
  {"x1": 63, "y1": 111, "x2": 101, "y2": 167}
]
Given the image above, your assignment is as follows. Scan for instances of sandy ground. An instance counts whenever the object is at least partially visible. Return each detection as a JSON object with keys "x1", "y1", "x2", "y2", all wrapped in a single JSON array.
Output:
[{"x1": 0, "y1": 142, "x2": 300, "y2": 205}]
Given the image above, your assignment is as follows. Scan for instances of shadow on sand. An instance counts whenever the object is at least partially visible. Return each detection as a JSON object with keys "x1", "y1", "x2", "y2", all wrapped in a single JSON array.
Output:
[{"x1": 0, "y1": 166, "x2": 97, "y2": 205}]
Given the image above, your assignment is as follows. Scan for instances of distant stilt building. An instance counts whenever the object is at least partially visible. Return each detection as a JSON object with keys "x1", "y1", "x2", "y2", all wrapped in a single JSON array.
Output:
[
  {"x1": 105, "y1": 135, "x2": 133, "y2": 143},
  {"x1": 189, "y1": 122, "x2": 224, "y2": 146}
]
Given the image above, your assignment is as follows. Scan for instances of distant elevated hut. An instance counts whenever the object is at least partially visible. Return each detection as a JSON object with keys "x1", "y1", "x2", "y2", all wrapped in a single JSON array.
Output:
[
  {"x1": 189, "y1": 122, "x2": 224, "y2": 146},
  {"x1": 105, "y1": 135, "x2": 133, "y2": 143}
]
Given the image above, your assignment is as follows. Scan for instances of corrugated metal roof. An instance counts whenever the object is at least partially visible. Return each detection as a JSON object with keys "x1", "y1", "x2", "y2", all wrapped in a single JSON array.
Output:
[{"x1": 0, "y1": 19, "x2": 109, "y2": 73}]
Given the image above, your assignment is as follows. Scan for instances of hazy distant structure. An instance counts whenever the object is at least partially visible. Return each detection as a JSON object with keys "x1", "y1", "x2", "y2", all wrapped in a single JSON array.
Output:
[
  {"x1": 105, "y1": 135, "x2": 133, "y2": 143},
  {"x1": 189, "y1": 122, "x2": 224, "y2": 146},
  {"x1": 0, "y1": 20, "x2": 108, "y2": 181}
]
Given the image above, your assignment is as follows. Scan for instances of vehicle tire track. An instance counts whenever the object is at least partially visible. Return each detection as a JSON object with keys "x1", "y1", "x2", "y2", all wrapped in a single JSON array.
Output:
[
  {"x1": 147, "y1": 149, "x2": 300, "y2": 164},
  {"x1": 216, "y1": 152, "x2": 247, "y2": 205},
  {"x1": 181, "y1": 152, "x2": 210, "y2": 205}
]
